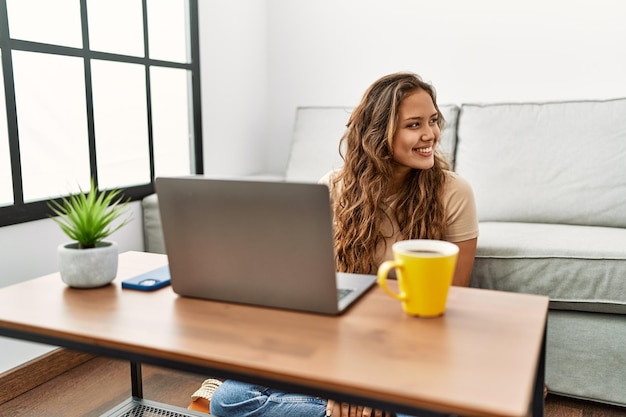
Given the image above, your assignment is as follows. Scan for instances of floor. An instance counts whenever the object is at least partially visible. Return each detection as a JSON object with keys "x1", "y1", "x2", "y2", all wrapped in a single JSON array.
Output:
[{"x1": 0, "y1": 356, "x2": 624, "y2": 417}]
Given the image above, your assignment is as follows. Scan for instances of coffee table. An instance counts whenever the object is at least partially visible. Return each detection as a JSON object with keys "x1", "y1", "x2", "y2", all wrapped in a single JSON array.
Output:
[{"x1": 0, "y1": 251, "x2": 548, "y2": 417}]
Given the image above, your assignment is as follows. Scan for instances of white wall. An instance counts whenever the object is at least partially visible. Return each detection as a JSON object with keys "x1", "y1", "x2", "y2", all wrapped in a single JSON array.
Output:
[
  {"x1": 265, "y1": 0, "x2": 626, "y2": 174},
  {"x1": 199, "y1": 0, "x2": 268, "y2": 177},
  {"x1": 0, "y1": 202, "x2": 144, "y2": 288}
]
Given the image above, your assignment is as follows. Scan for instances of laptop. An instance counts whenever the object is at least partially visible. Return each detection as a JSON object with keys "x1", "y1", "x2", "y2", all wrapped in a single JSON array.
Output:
[{"x1": 155, "y1": 176, "x2": 377, "y2": 315}]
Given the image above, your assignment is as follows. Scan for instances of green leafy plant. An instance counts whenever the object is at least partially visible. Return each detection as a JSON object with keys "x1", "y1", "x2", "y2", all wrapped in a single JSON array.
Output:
[{"x1": 48, "y1": 179, "x2": 131, "y2": 249}]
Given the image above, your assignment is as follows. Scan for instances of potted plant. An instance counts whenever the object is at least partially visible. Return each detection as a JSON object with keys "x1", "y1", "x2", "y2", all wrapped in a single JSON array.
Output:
[{"x1": 48, "y1": 179, "x2": 132, "y2": 288}]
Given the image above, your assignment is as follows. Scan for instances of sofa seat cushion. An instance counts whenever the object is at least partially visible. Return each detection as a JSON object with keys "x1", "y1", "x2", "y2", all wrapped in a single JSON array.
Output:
[{"x1": 471, "y1": 222, "x2": 626, "y2": 314}]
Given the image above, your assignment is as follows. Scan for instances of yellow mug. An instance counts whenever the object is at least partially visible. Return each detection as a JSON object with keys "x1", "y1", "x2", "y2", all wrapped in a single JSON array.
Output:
[{"x1": 377, "y1": 240, "x2": 459, "y2": 317}]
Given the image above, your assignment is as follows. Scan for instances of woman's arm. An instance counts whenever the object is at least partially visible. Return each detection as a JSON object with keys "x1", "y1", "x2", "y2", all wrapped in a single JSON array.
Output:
[{"x1": 452, "y1": 237, "x2": 477, "y2": 287}]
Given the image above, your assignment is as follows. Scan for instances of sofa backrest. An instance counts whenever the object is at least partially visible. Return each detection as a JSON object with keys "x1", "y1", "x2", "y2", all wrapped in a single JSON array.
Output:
[
  {"x1": 285, "y1": 105, "x2": 460, "y2": 182},
  {"x1": 454, "y1": 98, "x2": 626, "y2": 228},
  {"x1": 285, "y1": 107, "x2": 351, "y2": 182}
]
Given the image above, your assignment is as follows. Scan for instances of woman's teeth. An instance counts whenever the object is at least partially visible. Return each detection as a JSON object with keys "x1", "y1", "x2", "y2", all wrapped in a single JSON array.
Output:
[{"x1": 414, "y1": 146, "x2": 432, "y2": 153}]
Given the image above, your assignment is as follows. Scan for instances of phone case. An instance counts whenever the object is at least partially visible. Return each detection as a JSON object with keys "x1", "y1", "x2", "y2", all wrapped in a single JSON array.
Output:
[{"x1": 121, "y1": 265, "x2": 171, "y2": 291}]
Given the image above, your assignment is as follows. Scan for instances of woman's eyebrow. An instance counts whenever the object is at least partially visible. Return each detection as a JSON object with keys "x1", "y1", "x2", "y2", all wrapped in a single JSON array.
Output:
[{"x1": 403, "y1": 112, "x2": 438, "y2": 122}]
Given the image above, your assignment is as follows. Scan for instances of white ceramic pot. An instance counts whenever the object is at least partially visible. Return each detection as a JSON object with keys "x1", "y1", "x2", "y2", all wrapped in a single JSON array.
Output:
[{"x1": 58, "y1": 241, "x2": 119, "y2": 288}]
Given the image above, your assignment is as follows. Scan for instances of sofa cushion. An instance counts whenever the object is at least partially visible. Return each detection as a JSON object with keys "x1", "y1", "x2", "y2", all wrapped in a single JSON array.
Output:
[
  {"x1": 455, "y1": 98, "x2": 626, "y2": 228},
  {"x1": 285, "y1": 107, "x2": 351, "y2": 182},
  {"x1": 285, "y1": 105, "x2": 460, "y2": 182},
  {"x1": 471, "y1": 222, "x2": 626, "y2": 314}
]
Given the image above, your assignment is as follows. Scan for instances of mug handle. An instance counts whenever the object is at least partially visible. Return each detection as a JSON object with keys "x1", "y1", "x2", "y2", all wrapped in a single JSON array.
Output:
[{"x1": 377, "y1": 260, "x2": 407, "y2": 301}]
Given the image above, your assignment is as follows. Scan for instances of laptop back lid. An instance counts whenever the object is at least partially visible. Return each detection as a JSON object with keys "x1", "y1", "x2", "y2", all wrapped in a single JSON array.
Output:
[{"x1": 155, "y1": 176, "x2": 345, "y2": 314}]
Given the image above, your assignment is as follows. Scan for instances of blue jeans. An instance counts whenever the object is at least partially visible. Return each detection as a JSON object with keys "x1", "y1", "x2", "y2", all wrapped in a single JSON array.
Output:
[
  {"x1": 210, "y1": 380, "x2": 326, "y2": 416},
  {"x1": 210, "y1": 380, "x2": 414, "y2": 417}
]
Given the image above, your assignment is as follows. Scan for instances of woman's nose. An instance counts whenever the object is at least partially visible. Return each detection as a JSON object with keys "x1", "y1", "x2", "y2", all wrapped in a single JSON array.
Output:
[{"x1": 422, "y1": 126, "x2": 436, "y2": 141}]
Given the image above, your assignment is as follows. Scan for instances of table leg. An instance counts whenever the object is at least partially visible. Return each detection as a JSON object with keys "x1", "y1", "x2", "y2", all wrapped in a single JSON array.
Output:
[
  {"x1": 532, "y1": 323, "x2": 547, "y2": 417},
  {"x1": 130, "y1": 361, "x2": 143, "y2": 398}
]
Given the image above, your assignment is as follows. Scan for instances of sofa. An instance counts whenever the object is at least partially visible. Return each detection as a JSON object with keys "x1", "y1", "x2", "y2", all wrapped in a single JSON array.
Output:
[{"x1": 142, "y1": 98, "x2": 626, "y2": 407}]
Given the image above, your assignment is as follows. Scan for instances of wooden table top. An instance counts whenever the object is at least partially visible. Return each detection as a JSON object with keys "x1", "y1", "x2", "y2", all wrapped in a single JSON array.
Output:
[{"x1": 0, "y1": 251, "x2": 548, "y2": 417}]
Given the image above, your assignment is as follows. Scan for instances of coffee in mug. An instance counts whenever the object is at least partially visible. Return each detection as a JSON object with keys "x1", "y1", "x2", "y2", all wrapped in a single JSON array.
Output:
[{"x1": 377, "y1": 239, "x2": 459, "y2": 317}]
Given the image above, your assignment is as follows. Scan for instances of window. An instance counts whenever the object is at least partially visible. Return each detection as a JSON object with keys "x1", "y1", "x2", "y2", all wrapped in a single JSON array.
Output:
[{"x1": 0, "y1": 0, "x2": 202, "y2": 226}]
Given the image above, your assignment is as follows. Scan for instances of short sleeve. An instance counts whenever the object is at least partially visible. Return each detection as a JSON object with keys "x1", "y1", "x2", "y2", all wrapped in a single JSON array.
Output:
[
  {"x1": 443, "y1": 171, "x2": 479, "y2": 242},
  {"x1": 318, "y1": 170, "x2": 334, "y2": 186}
]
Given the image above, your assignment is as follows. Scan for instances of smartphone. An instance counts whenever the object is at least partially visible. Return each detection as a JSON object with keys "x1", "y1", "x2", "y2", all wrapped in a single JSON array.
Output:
[{"x1": 121, "y1": 265, "x2": 171, "y2": 291}]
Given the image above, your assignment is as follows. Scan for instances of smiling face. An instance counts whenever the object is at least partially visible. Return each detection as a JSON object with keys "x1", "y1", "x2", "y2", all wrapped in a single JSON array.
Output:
[{"x1": 391, "y1": 88, "x2": 440, "y2": 178}]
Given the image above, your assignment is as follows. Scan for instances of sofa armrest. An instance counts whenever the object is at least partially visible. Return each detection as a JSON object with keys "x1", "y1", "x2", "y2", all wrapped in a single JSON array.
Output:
[{"x1": 142, "y1": 193, "x2": 166, "y2": 254}]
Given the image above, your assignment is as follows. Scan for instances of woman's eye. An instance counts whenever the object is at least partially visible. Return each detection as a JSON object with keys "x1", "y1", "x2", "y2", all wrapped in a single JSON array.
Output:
[
  {"x1": 430, "y1": 118, "x2": 439, "y2": 125},
  {"x1": 408, "y1": 122, "x2": 420, "y2": 128}
]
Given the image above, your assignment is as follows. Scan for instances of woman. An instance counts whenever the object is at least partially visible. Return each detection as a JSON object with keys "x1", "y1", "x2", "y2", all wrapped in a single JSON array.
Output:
[
  {"x1": 200, "y1": 72, "x2": 478, "y2": 417},
  {"x1": 325, "y1": 71, "x2": 477, "y2": 286}
]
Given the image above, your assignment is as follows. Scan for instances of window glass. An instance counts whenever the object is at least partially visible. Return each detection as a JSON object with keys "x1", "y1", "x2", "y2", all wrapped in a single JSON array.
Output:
[
  {"x1": 150, "y1": 66, "x2": 192, "y2": 177},
  {"x1": 147, "y1": 0, "x2": 189, "y2": 63},
  {"x1": 0, "y1": 0, "x2": 199, "y2": 226},
  {"x1": 87, "y1": 0, "x2": 144, "y2": 57},
  {"x1": 6, "y1": 0, "x2": 82, "y2": 48},
  {"x1": 0, "y1": 51, "x2": 13, "y2": 207},
  {"x1": 91, "y1": 60, "x2": 150, "y2": 189},
  {"x1": 12, "y1": 51, "x2": 90, "y2": 202}
]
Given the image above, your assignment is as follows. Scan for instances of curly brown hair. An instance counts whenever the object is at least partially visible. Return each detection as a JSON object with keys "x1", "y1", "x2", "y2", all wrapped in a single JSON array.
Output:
[{"x1": 331, "y1": 72, "x2": 450, "y2": 273}]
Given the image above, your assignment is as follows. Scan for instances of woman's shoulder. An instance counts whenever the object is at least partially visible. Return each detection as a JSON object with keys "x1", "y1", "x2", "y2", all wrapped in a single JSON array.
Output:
[
  {"x1": 444, "y1": 170, "x2": 472, "y2": 189},
  {"x1": 443, "y1": 170, "x2": 475, "y2": 200},
  {"x1": 318, "y1": 169, "x2": 340, "y2": 186}
]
